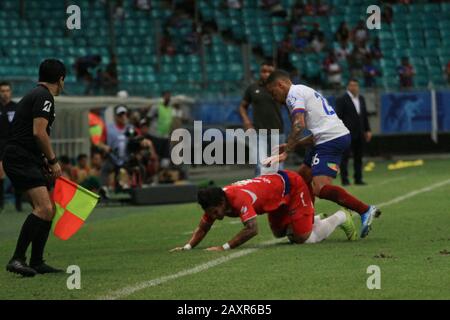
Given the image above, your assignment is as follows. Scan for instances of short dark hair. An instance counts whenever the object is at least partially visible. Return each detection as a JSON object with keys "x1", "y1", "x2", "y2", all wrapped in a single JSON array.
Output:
[
  {"x1": 348, "y1": 78, "x2": 359, "y2": 85},
  {"x1": 197, "y1": 187, "x2": 226, "y2": 211},
  {"x1": 266, "y1": 69, "x2": 291, "y2": 85},
  {"x1": 77, "y1": 153, "x2": 88, "y2": 162},
  {"x1": 39, "y1": 59, "x2": 66, "y2": 83},
  {"x1": 91, "y1": 149, "x2": 103, "y2": 158},
  {"x1": 260, "y1": 61, "x2": 274, "y2": 67},
  {"x1": 0, "y1": 81, "x2": 11, "y2": 88}
]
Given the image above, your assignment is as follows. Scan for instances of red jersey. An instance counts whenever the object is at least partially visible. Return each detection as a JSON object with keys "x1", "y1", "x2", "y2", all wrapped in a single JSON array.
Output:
[{"x1": 202, "y1": 171, "x2": 298, "y2": 224}]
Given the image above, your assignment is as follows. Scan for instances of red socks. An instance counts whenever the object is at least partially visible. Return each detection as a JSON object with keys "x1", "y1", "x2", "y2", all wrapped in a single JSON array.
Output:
[{"x1": 318, "y1": 185, "x2": 369, "y2": 215}]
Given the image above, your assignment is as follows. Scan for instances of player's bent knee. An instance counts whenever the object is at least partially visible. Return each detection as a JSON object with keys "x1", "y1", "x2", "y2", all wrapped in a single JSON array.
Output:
[
  {"x1": 272, "y1": 229, "x2": 287, "y2": 238},
  {"x1": 288, "y1": 232, "x2": 311, "y2": 244}
]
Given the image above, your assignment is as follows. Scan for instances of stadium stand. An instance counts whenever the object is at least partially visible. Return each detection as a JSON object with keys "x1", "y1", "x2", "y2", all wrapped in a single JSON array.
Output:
[{"x1": 0, "y1": 0, "x2": 449, "y2": 97}]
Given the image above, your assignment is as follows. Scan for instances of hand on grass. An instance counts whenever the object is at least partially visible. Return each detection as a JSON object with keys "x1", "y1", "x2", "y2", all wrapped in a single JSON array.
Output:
[{"x1": 205, "y1": 246, "x2": 224, "y2": 252}]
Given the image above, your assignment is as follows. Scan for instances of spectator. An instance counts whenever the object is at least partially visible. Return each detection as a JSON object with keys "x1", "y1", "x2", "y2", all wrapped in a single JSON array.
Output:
[
  {"x1": 70, "y1": 153, "x2": 102, "y2": 192},
  {"x1": 323, "y1": 52, "x2": 342, "y2": 89},
  {"x1": 238, "y1": 61, "x2": 284, "y2": 176},
  {"x1": 147, "y1": 92, "x2": 173, "y2": 165},
  {"x1": 291, "y1": 1, "x2": 305, "y2": 21},
  {"x1": 89, "y1": 109, "x2": 109, "y2": 154},
  {"x1": 71, "y1": 154, "x2": 90, "y2": 184},
  {"x1": 348, "y1": 44, "x2": 368, "y2": 77},
  {"x1": 113, "y1": 0, "x2": 126, "y2": 21},
  {"x1": 129, "y1": 110, "x2": 143, "y2": 135},
  {"x1": 137, "y1": 119, "x2": 160, "y2": 183},
  {"x1": 293, "y1": 29, "x2": 309, "y2": 53},
  {"x1": 135, "y1": 0, "x2": 151, "y2": 11},
  {"x1": 334, "y1": 40, "x2": 351, "y2": 62},
  {"x1": 101, "y1": 105, "x2": 132, "y2": 190},
  {"x1": 102, "y1": 54, "x2": 118, "y2": 95},
  {"x1": 310, "y1": 32, "x2": 327, "y2": 53},
  {"x1": 59, "y1": 155, "x2": 76, "y2": 180},
  {"x1": 397, "y1": 57, "x2": 415, "y2": 88},
  {"x1": 73, "y1": 54, "x2": 102, "y2": 94},
  {"x1": 89, "y1": 150, "x2": 103, "y2": 178},
  {"x1": 351, "y1": 20, "x2": 369, "y2": 47},
  {"x1": 362, "y1": 56, "x2": 381, "y2": 88},
  {"x1": 277, "y1": 36, "x2": 294, "y2": 70},
  {"x1": 335, "y1": 22, "x2": 350, "y2": 45},
  {"x1": 369, "y1": 37, "x2": 383, "y2": 60}
]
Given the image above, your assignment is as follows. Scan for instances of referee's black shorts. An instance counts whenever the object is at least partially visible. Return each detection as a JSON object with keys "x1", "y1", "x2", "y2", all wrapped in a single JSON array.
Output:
[{"x1": 2, "y1": 145, "x2": 50, "y2": 192}]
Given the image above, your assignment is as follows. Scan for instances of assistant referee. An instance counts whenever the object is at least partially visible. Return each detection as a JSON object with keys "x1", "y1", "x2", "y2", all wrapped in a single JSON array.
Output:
[{"x1": 4, "y1": 59, "x2": 65, "y2": 277}]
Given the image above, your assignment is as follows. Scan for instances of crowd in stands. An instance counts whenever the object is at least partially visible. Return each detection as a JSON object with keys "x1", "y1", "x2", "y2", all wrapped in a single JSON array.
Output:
[
  {"x1": 82, "y1": 91, "x2": 187, "y2": 196},
  {"x1": 39, "y1": 89, "x2": 188, "y2": 197},
  {"x1": 73, "y1": 54, "x2": 118, "y2": 95},
  {"x1": 69, "y1": 0, "x2": 450, "y2": 95}
]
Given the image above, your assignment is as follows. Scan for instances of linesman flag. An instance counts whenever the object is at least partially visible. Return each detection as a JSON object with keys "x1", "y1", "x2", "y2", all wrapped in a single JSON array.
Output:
[{"x1": 51, "y1": 176, "x2": 100, "y2": 240}]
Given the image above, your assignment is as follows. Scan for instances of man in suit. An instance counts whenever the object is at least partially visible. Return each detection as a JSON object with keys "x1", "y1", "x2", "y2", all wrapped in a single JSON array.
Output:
[{"x1": 335, "y1": 79, "x2": 372, "y2": 186}]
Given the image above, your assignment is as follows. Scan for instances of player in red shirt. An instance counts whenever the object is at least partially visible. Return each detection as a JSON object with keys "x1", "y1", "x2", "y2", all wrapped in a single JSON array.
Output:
[{"x1": 171, "y1": 170, "x2": 357, "y2": 252}]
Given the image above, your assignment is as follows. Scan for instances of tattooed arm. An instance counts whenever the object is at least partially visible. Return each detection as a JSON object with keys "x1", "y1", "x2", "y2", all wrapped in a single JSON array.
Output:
[{"x1": 286, "y1": 112, "x2": 311, "y2": 152}]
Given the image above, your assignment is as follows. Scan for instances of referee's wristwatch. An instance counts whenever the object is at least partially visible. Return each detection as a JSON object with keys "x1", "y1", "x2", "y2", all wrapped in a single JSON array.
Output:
[{"x1": 48, "y1": 156, "x2": 58, "y2": 165}]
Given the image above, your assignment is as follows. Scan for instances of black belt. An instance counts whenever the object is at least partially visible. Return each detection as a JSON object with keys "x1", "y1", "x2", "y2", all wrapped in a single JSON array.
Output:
[{"x1": 277, "y1": 170, "x2": 291, "y2": 196}]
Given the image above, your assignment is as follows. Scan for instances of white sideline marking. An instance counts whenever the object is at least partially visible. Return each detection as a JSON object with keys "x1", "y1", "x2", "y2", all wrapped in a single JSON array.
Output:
[
  {"x1": 376, "y1": 178, "x2": 450, "y2": 208},
  {"x1": 98, "y1": 239, "x2": 280, "y2": 300},
  {"x1": 99, "y1": 178, "x2": 450, "y2": 300}
]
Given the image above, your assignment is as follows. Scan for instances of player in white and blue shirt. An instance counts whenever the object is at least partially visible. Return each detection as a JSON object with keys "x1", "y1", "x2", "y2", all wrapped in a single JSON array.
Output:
[{"x1": 265, "y1": 70, "x2": 380, "y2": 238}]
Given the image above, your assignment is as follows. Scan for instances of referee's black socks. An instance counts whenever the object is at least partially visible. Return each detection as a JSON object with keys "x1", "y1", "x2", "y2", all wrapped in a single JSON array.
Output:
[
  {"x1": 30, "y1": 217, "x2": 51, "y2": 267},
  {"x1": 12, "y1": 213, "x2": 51, "y2": 265}
]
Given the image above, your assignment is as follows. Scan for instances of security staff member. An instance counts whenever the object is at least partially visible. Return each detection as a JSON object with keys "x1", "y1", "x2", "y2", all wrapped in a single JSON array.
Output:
[
  {"x1": 0, "y1": 81, "x2": 22, "y2": 212},
  {"x1": 239, "y1": 61, "x2": 284, "y2": 176},
  {"x1": 335, "y1": 79, "x2": 372, "y2": 186},
  {"x1": 3, "y1": 59, "x2": 65, "y2": 277}
]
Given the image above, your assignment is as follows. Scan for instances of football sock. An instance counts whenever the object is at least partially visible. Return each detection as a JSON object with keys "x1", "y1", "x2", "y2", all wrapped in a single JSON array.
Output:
[
  {"x1": 314, "y1": 215, "x2": 321, "y2": 224},
  {"x1": 306, "y1": 210, "x2": 346, "y2": 243},
  {"x1": 318, "y1": 184, "x2": 369, "y2": 215},
  {"x1": 0, "y1": 179, "x2": 4, "y2": 209},
  {"x1": 30, "y1": 217, "x2": 52, "y2": 266},
  {"x1": 12, "y1": 213, "x2": 40, "y2": 261}
]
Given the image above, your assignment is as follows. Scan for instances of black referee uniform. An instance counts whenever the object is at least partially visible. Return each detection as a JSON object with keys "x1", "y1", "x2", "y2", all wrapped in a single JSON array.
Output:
[
  {"x1": 3, "y1": 84, "x2": 58, "y2": 276},
  {"x1": 3, "y1": 85, "x2": 55, "y2": 192},
  {"x1": 0, "y1": 99, "x2": 22, "y2": 211}
]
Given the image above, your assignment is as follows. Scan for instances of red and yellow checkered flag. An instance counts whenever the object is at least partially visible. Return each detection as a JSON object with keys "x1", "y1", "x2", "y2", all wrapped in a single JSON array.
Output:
[{"x1": 51, "y1": 176, "x2": 100, "y2": 240}]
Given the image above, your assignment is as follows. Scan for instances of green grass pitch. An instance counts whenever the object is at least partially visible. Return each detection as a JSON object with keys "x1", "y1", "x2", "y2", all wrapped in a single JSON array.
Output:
[{"x1": 0, "y1": 158, "x2": 449, "y2": 299}]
